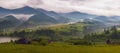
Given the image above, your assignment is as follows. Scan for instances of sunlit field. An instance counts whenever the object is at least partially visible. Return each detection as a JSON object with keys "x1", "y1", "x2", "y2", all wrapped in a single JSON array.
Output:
[
  {"x1": 0, "y1": 0, "x2": 120, "y2": 53},
  {"x1": 0, "y1": 43, "x2": 120, "y2": 53}
]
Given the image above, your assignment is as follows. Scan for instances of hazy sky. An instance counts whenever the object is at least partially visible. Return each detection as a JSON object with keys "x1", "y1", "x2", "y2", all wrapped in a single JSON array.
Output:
[{"x1": 0, "y1": 0, "x2": 120, "y2": 16}]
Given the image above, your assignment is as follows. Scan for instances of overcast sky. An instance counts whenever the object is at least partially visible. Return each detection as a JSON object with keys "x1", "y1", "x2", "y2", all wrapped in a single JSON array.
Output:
[{"x1": 0, "y1": 0, "x2": 120, "y2": 16}]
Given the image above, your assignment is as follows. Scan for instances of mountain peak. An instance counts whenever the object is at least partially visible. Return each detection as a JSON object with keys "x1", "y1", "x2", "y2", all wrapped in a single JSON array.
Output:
[
  {"x1": 13, "y1": 6, "x2": 35, "y2": 10},
  {"x1": 21, "y1": 6, "x2": 34, "y2": 9},
  {"x1": 69, "y1": 11, "x2": 89, "y2": 15},
  {"x1": 4, "y1": 15, "x2": 18, "y2": 21},
  {"x1": 0, "y1": 7, "x2": 6, "y2": 9},
  {"x1": 0, "y1": 7, "x2": 11, "y2": 11}
]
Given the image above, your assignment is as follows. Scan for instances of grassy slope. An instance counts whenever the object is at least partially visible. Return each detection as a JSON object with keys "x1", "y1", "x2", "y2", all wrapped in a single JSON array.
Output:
[{"x1": 0, "y1": 44, "x2": 120, "y2": 53}]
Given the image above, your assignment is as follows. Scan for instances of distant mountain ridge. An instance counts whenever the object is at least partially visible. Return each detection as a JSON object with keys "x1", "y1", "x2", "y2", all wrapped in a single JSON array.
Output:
[
  {"x1": 0, "y1": 6, "x2": 70, "y2": 22},
  {"x1": 0, "y1": 6, "x2": 120, "y2": 31},
  {"x1": 0, "y1": 6, "x2": 70, "y2": 30}
]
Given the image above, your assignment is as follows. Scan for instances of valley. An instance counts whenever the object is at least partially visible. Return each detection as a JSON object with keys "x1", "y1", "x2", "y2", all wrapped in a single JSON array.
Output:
[{"x1": 0, "y1": 4, "x2": 120, "y2": 53}]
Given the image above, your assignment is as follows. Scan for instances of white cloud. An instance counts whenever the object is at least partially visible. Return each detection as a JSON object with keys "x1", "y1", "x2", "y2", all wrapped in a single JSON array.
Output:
[
  {"x1": 0, "y1": 0, "x2": 120, "y2": 16},
  {"x1": 0, "y1": 0, "x2": 28, "y2": 9},
  {"x1": 11, "y1": 14, "x2": 34, "y2": 21}
]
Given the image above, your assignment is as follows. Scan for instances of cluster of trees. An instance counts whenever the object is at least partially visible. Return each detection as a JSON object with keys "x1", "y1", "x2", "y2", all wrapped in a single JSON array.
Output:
[
  {"x1": 84, "y1": 26, "x2": 120, "y2": 42},
  {"x1": 66, "y1": 38, "x2": 93, "y2": 45},
  {"x1": 0, "y1": 29, "x2": 54, "y2": 38},
  {"x1": 64, "y1": 26, "x2": 120, "y2": 45},
  {"x1": 14, "y1": 37, "x2": 50, "y2": 46}
]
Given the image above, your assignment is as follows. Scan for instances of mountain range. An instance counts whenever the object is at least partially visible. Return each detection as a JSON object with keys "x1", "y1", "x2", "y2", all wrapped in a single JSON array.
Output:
[
  {"x1": 0, "y1": 6, "x2": 120, "y2": 30},
  {"x1": 0, "y1": 6, "x2": 70, "y2": 30}
]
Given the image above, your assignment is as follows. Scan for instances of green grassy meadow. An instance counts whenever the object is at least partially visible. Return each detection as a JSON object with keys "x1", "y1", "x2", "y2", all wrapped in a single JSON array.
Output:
[{"x1": 0, "y1": 43, "x2": 120, "y2": 53}]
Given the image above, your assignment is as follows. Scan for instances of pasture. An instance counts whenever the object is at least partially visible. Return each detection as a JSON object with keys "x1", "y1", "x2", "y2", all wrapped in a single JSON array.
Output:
[{"x1": 0, "y1": 43, "x2": 120, "y2": 53}]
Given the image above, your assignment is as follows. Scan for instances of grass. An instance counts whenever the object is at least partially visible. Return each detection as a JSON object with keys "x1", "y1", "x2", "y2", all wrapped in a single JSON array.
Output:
[{"x1": 0, "y1": 43, "x2": 120, "y2": 53}]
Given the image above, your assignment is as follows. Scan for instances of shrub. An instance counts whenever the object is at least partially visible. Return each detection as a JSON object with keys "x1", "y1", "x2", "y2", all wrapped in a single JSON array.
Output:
[
  {"x1": 39, "y1": 39, "x2": 49, "y2": 46},
  {"x1": 69, "y1": 39, "x2": 92, "y2": 45}
]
